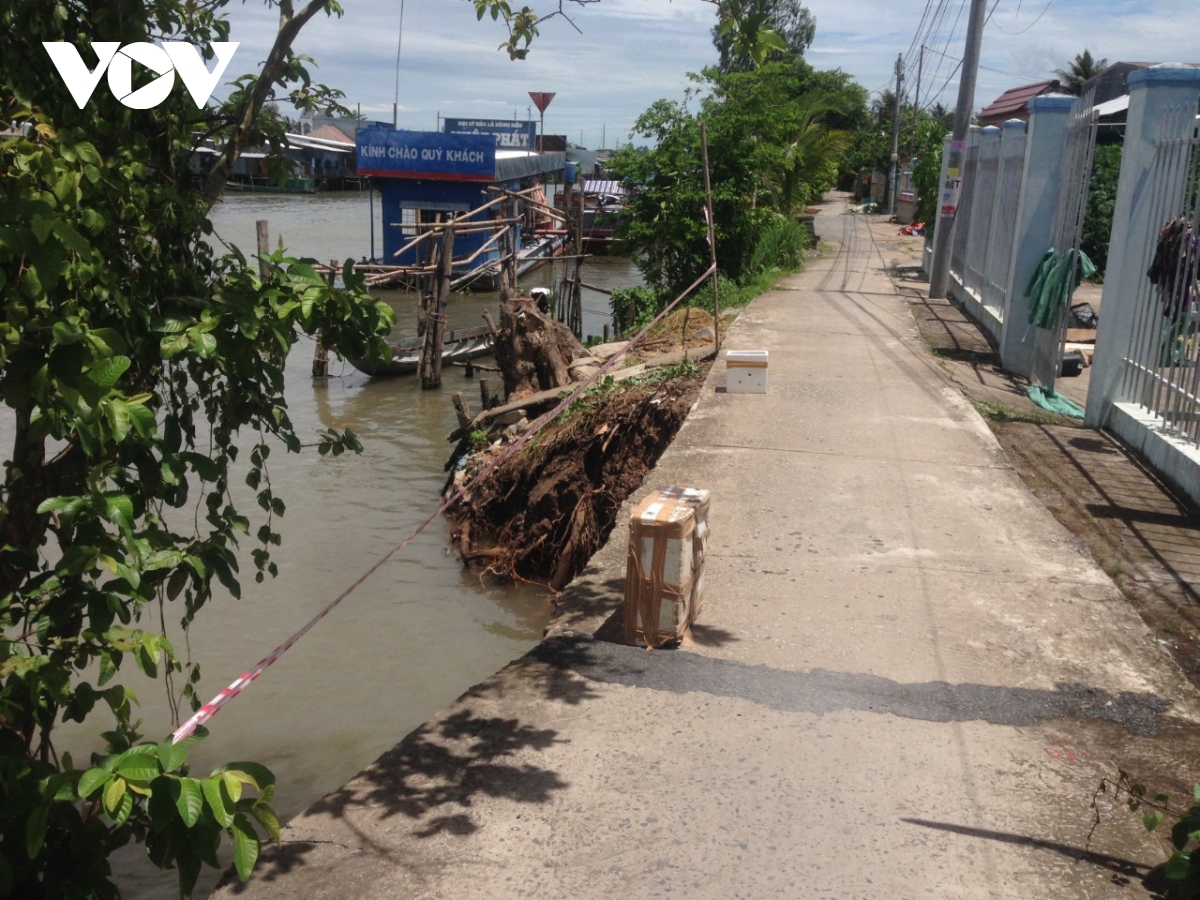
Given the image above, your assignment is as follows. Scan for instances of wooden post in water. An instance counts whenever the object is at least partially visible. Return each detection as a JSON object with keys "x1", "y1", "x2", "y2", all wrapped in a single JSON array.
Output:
[
  {"x1": 256, "y1": 220, "x2": 271, "y2": 279},
  {"x1": 312, "y1": 259, "x2": 334, "y2": 378},
  {"x1": 501, "y1": 197, "x2": 518, "y2": 294},
  {"x1": 421, "y1": 224, "x2": 455, "y2": 389},
  {"x1": 572, "y1": 192, "x2": 584, "y2": 338},
  {"x1": 452, "y1": 392, "x2": 472, "y2": 432}
]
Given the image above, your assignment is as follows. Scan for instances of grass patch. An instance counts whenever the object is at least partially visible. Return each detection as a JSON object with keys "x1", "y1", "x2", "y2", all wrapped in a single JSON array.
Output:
[{"x1": 971, "y1": 399, "x2": 1059, "y2": 426}]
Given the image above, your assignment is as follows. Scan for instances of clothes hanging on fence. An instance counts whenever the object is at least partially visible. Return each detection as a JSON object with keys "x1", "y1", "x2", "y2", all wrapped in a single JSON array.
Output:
[
  {"x1": 1147, "y1": 217, "x2": 1199, "y2": 322},
  {"x1": 1025, "y1": 247, "x2": 1097, "y2": 329}
]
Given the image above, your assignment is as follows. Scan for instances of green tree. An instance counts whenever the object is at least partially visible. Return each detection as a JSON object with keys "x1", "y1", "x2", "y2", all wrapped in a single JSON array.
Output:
[
  {"x1": 474, "y1": 0, "x2": 784, "y2": 62},
  {"x1": 712, "y1": 0, "x2": 815, "y2": 73},
  {"x1": 910, "y1": 114, "x2": 951, "y2": 225},
  {"x1": 1, "y1": 1, "x2": 397, "y2": 895},
  {"x1": 610, "y1": 60, "x2": 865, "y2": 294},
  {"x1": 1055, "y1": 48, "x2": 1108, "y2": 96},
  {"x1": 1080, "y1": 143, "x2": 1122, "y2": 278}
]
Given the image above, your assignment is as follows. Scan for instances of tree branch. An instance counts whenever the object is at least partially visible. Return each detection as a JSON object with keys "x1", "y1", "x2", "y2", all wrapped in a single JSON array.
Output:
[{"x1": 201, "y1": 0, "x2": 330, "y2": 206}]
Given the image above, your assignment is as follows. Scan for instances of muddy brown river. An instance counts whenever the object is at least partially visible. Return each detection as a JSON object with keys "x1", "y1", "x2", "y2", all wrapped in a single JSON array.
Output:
[{"x1": 6, "y1": 190, "x2": 639, "y2": 897}]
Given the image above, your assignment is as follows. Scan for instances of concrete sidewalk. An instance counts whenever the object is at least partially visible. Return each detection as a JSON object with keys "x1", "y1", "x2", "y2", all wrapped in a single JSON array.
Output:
[{"x1": 214, "y1": 198, "x2": 1200, "y2": 899}]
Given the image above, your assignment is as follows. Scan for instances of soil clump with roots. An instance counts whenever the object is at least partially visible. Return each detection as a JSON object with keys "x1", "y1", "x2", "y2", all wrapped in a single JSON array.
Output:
[{"x1": 450, "y1": 369, "x2": 706, "y2": 592}]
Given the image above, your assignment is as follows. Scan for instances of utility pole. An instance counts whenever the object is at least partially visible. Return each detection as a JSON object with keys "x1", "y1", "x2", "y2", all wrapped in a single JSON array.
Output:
[
  {"x1": 909, "y1": 45, "x2": 925, "y2": 158},
  {"x1": 392, "y1": 0, "x2": 405, "y2": 129},
  {"x1": 888, "y1": 54, "x2": 904, "y2": 218},
  {"x1": 928, "y1": 0, "x2": 988, "y2": 299}
]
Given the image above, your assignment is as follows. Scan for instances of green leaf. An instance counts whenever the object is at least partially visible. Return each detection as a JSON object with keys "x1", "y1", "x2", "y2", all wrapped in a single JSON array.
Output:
[
  {"x1": 106, "y1": 400, "x2": 132, "y2": 442},
  {"x1": 158, "y1": 740, "x2": 188, "y2": 773},
  {"x1": 251, "y1": 803, "x2": 281, "y2": 844},
  {"x1": 26, "y1": 803, "x2": 49, "y2": 859},
  {"x1": 192, "y1": 331, "x2": 218, "y2": 357},
  {"x1": 30, "y1": 213, "x2": 54, "y2": 244},
  {"x1": 36, "y1": 495, "x2": 78, "y2": 515},
  {"x1": 222, "y1": 771, "x2": 244, "y2": 804},
  {"x1": 152, "y1": 315, "x2": 193, "y2": 334},
  {"x1": 176, "y1": 778, "x2": 204, "y2": 828},
  {"x1": 1166, "y1": 850, "x2": 1191, "y2": 881},
  {"x1": 105, "y1": 494, "x2": 134, "y2": 531},
  {"x1": 1144, "y1": 810, "x2": 1165, "y2": 832},
  {"x1": 103, "y1": 777, "x2": 127, "y2": 817},
  {"x1": 53, "y1": 218, "x2": 91, "y2": 256},
  {"x1": 126, "y1": 402, "x2": 156, "y2": 438},
  {"x1": 202, "y1": 777, "x2": 234, "y2": 828},
  {"x1": 89, "y1": 356, "x2": 131, "y2": 394},
  {"x1": 221, "y1": 761, "x2": 275, "y2": 791},
  {"x1": 78, "y1": 767, "x2": 111, "y2": 799},
  {"x1": 166, "y1": 566, "x2": 189, "y2": 601},
  {"x1": 160, "y1": 333, "x2": 189, "y2": 358},
  {"x1": 230, "y1": 814, "x2": 260, "y2": 882},
  {"x1": 116, "y1": 755, "x2": 160, "y2": 783},
  {"x1": 112, "y1": 789, "x2": 134, "y2": 828}
]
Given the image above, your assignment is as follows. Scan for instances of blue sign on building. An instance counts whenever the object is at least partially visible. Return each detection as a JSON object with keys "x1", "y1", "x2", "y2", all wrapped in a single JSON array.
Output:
[
  {"x1": 443, "y1": 117, "x2": 537, "y2": 150},
  {"x1": 356, "y1": 128, "x2": 496, "y2": 182}
]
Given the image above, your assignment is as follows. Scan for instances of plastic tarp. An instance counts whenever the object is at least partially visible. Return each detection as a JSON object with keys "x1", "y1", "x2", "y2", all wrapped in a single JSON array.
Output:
[{"x1": 1027, "y1": 385, "x2": 1085, "y2": 419}]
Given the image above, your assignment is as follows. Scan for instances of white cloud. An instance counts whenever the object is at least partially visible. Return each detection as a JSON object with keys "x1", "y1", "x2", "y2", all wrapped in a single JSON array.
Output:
[{"x1": 216, "y1": 0, "x2": 1200, "y2": 145}]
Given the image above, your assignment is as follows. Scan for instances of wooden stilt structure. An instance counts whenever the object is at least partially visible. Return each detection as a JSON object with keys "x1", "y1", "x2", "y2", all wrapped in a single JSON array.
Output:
[{"x1": 420, "y1": 223, "x2": 455, "y2": 389}]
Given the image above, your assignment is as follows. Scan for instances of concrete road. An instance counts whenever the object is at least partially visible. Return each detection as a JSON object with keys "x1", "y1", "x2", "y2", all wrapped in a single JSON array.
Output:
[{"x1": 212, "y1": 198, "x2": 1200, "y2": 899}]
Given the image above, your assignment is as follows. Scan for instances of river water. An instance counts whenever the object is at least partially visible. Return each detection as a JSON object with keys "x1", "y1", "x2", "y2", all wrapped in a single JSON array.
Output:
[{"x1": 15, "y1": 191, "x2": 639, "y2": 897}]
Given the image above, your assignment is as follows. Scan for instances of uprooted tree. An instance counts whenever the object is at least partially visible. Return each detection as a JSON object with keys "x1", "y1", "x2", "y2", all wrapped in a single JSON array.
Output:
[{"x1": 1, "y1": 1, "x2": 770, "y2": 895}]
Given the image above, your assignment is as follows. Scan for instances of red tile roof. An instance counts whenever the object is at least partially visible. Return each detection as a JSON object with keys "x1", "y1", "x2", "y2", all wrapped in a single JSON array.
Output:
[
  {"x1": 308, "y1": 124, "x2": 354, "y2": 145},
  {"x1": 978, "y1": 79, "x2": 1061, "y2": 123}
]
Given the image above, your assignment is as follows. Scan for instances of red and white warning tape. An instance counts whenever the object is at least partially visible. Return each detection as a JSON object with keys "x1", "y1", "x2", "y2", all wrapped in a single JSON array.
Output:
[{"x1": 172, "y1": 264, "x2": 718, "y2": 743}]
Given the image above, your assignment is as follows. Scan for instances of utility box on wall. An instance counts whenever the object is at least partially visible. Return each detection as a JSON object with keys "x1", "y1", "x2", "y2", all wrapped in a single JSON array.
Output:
[
  {"x1": 624, "y1": 486, "x2": 710, "y2": 648},
  {"x1": 726, "y1": 350, "x2": 769, "y2": 394}
]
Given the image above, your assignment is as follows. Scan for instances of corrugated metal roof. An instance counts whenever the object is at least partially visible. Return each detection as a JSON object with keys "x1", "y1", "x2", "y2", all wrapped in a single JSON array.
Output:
[
  {"x1": 583, "y1": 179, "x2": 624, "y2": 196},
  {"x1": 496, "y1": 151, "x2": 566, "y2": 182},
  {"x1": 978, "y1": 80, "x2": 1060, "y2": 121}
]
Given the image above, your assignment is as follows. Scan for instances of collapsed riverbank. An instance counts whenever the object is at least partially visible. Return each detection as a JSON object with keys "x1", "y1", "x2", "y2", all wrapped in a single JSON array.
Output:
[{"x1": 444, "y1": 305, "x2": 729, "y2": 592}]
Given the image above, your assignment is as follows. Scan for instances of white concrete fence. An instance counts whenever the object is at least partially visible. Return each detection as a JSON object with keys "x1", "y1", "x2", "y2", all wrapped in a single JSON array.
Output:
[
  {"x1": 929, "y1": 67, "x2": 1200, "y2": 504},
  {"x1": 1086, "y1": 67, "x2": 1200, "y2": 505}
]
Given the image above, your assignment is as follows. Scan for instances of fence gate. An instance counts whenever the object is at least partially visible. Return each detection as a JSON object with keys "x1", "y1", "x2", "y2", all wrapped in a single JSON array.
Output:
[
  {"x1": 1030, "y1": 89, "x2": 1099, "y2": 392},
  {"x1": 1115, "y1": 109, "x2": 1200, "y2": 447}
]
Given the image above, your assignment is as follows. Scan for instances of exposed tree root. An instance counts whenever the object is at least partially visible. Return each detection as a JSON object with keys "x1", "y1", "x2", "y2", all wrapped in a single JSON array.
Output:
[{"x1": 449, "y1": 371, "x2": 705, "y2": 591}]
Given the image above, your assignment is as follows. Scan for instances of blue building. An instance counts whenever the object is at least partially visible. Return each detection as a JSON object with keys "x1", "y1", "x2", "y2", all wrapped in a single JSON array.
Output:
[{"x1": 356, "y1": 127, "x2": 566, "y2": 269}]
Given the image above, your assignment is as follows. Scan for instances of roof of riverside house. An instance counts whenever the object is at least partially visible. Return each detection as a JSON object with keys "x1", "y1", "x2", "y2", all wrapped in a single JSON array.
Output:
[
  {"x1": 977, "y1": 79, "x2": 1062, "y2": 125},
  {"x1": 307, "y1": 124, "x2": 354, "y2": 145}
]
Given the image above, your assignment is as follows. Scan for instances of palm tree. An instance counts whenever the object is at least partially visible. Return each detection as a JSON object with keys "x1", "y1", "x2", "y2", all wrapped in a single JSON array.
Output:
[
  {"x1": 1055, "y1": 49, "x2": 1108, "y2": 96},
  {"x1": 766, "y1": 92, "x2": 852, "y2": 216}
]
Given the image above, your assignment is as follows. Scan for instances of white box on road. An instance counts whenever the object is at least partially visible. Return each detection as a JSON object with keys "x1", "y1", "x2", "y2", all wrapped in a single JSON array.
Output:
[{"x1": 726, "y1": 349, "x2": 768, "y2": 393}]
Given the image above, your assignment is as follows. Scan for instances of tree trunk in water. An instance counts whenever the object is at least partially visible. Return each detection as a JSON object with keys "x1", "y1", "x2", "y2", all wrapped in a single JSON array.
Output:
[{"x1": 491, "y1": 289, "x2": 586, "y2": 401}]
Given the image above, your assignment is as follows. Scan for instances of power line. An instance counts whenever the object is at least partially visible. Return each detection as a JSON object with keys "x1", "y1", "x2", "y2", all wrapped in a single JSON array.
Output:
[
  {"x1": 989, "y1": 0, "x2": 1055, "y2": 36},
  {"x1": 921, "y1": 42, "x2": 1042, "y2": 84}
]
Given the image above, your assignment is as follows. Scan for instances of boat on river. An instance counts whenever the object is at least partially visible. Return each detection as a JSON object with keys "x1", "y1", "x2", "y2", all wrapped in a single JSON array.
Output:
[{"x1": 348, "y1": 324, "x2": 494, "y2": 377}]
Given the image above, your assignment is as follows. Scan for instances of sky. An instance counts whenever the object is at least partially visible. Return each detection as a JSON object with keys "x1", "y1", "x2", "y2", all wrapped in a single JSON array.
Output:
[{"x1": 221, "y1": 0, "x2": 1200, "y2": 147}]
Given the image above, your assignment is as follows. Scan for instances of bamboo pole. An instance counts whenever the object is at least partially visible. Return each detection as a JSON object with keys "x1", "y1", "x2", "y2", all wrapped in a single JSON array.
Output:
[
  {"x1": 422, "y1": 223, "x2": 455, "y2": 389},
  {"x1": 577, "y1": 280, "x2": 613, "y2": 295},
  {"x1": 256, "y1": 219, "x2": 270, "y2": 279},
  {"x1": 700, "y1": 121, "x2": 720, "y2": 352}
]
